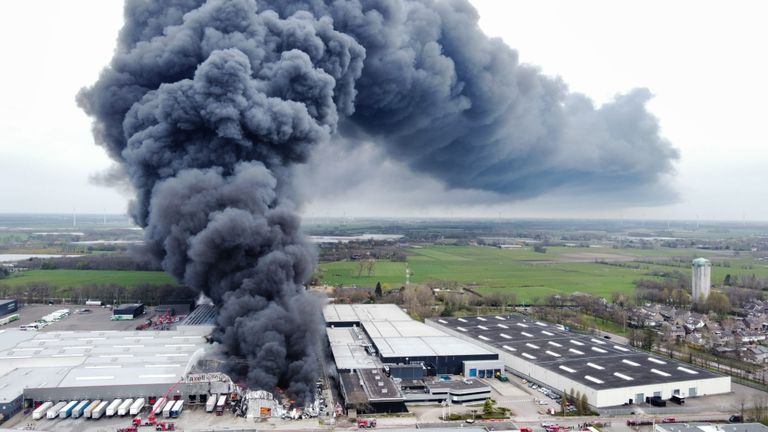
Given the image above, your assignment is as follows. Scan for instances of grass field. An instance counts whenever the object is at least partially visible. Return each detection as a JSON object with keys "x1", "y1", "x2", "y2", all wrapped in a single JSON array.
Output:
[
  {"x1": 0, "y1": 270, "x2": 176, "y2": 289},
  {"x1": 406, "y1": 246, "x2": 650, "y2": 301},
  {"x1": 317, "y1": 245, "x2": 768, "y2": 303},
  {"x1": 316, "y1": 261, "x2": 407, "y2": 289}
]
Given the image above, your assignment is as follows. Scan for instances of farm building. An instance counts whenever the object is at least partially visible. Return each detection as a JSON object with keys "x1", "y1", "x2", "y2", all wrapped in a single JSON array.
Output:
[{"x1": 426, "y1": 315, "x2": 731, "y2": 408}]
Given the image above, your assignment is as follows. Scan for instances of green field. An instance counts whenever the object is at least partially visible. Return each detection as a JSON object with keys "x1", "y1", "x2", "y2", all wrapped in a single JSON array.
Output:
[
  {"x1": 0, "y1": 270, "x2": 176, "y2": 289},
  {"x1": 406, "y1": 246, "x2": 650, "y2": 301},
  {"x1": 316, "y1": 261, "x2": 407, "y2": 289},
  {"x1": 317, "y1": 245, "x2": 768, "y2": 303}
]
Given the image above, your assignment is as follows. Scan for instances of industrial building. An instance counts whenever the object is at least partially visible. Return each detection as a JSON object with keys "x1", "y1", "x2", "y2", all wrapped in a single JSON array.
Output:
[
  {"x1": 112, "y1": 303, "x2": 145, "y2": 320},
  {"x1": 0, "y1": 300, "x2": 17, "y2": 317},
  {"x1": 0, "y1": 326, "x2": 233, "y2": 418},
  {"x1": 324, "y1": 304, "x2": 498, "y2": 412},
  {"x1": 427, "y1": 314, "x2": 731, "y2": 408},
  {"x1": 692, "y1": 258, "x2": 712, "y2": 303}
]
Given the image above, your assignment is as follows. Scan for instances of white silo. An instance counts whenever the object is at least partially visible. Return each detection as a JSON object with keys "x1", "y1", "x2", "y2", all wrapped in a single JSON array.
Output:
[{"x1": 692, "y1": 257, "x2": 711, "y2": 303}]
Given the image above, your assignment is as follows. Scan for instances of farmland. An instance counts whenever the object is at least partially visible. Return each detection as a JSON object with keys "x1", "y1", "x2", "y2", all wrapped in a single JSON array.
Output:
[
  {"x1": 317, "y1": 245, "x2": 768, "y2": 303},
  {"x1": 0, "y1": 269, "x2": 176, "y2": 291}
]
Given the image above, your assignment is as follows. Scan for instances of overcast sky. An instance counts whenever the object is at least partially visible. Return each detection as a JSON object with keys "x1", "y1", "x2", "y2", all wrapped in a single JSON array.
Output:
[{"x1": 0, "y1": 1, "x2": 766, "y2": 221}]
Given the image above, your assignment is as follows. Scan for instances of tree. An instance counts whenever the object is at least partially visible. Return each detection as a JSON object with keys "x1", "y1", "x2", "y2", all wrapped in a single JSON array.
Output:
[
  {"x1": 375, "y1": 282, "x2": 383, "y2": 298},
  {"x1": 483, "y1": 398, "x2": 494, "y2": 417},
  {"x1": 560, "y1": 391, "x2": 568, "y2": 414},
  {"x1": 579, "y1": 393, "x2": 589, "y2": 415},
  {"x1": 533, "y1": 244, "x2": 547, "y2": 253},
  {"x1": 724, "y1": 274, "x2": 733, "y2": 286},
  {"x1": 641, "y1": 328, "x2": 657, "y2": 351},
  {"x1": 574, "y1": 390, "x2": 582, "y2": 414},
  {"x1": 706, "y1": 291, "x2": 732, "y2": 315}
]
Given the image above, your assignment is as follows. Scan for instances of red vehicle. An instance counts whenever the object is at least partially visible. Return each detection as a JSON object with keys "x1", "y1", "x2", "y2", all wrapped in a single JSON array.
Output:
[
  {"x1": 155, "y1": 423, "x2": 176, "y2": 431},
  {"x1": 357, "y1": 418, "x2": 377, "y2": 428},
  {"x1": 662, "y1": 417, "x2": 677, "y2": 424}
]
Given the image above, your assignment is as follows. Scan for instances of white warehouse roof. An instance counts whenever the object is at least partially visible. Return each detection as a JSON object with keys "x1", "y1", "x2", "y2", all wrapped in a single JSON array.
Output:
[
  {"x1": 324, "y1": 304, "x2": 494, "y2": 361},
  {"x1": 0, "y1": 327, "x2": 210, "y2": 396}
]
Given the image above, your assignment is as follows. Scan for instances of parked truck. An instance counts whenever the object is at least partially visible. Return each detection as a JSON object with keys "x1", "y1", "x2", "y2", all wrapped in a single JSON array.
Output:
[
  {"x1": 170, "y1": 400, "x2": 184, "y2": 418},
  {"x1": 47, "y1": 402, "x2": 67, "y2": 420},
  {"x1": 129, "y1": 398, "x2": 145, "y2": 415},
  {"x1": 670, "y1": 395, "x2": 685, "y2": 405},
  {"x1": 84, "y1": 399, "x2": 101, "y2": 418},
  {"x1": 162, "y1": 400, "x2": 174, "y2": 418},
  {"x1": 106, "y1": 399, "x2": 123, "y2": 417},
  {"x1": 92, "y1": 401, "x2": 109, "y2": 419},
  {"x1": 118, "y1": 399, "x2": 134, "y2": 416},
  {"x1": 32, "y1": 402, "x2": 54, "y2": 420},
  {"x1": 152, "y1": 398, "x2": 167, "y2": 415},
  {"x1": 215, "y1": 395, "x2": 227, "y2": 416},
  {"x1": 72, "y1": 400, "x2": 91, "y2": 419},
  {"x1": 59, "y1": 401, "x2": 78, "y2": 419},
  {"x1": 205, "y1": 394, "x2": 217, "y2": 413}
]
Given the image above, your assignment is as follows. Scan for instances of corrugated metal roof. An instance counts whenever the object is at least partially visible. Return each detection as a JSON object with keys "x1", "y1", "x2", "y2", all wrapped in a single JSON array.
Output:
[{"x1": 180, "y1": 304, "x2": 216, "y2": 326}]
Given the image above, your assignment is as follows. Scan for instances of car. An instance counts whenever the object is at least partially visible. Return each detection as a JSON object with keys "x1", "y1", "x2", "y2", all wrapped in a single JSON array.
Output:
[
  {"x1": 466, "y1": 419, "x2": 475, "y2": 424},
  {"x1": 603, "y1": 335, "x2": 611, "y2": 339}
]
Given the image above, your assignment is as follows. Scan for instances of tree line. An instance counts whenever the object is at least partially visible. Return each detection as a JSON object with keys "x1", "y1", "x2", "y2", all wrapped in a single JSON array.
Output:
[{"x1": 0, "y1": 282, "x2": 196, "y2": 306}]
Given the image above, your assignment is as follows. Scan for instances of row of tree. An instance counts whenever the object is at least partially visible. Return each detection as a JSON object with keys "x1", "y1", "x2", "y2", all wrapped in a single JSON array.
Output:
[
  {"x1": 22, "y1": 254, "x2": 161, "y2": 271},
  {"x1": 561, "y1": 388, "x2": 590, "y2": 415},
  {"x1": 0, "y1": 282, "x2": 196, "y2": 306}
]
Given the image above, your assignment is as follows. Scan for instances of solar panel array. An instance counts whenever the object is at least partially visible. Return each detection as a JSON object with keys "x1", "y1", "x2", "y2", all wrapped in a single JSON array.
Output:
[{"x1": 433, "y1": 315, "x2": 718, "y2": 390}]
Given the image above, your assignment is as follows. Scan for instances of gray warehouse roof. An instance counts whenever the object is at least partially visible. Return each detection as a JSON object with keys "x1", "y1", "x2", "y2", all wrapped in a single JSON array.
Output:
[{"x1": 430, "y1": 315, "x2": 721, "y2": 390}]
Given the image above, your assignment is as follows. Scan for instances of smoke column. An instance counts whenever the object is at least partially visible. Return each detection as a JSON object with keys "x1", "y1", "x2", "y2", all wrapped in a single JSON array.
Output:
[{"x1": 79, "y1": 0, "x2": 678, "y2": 401}]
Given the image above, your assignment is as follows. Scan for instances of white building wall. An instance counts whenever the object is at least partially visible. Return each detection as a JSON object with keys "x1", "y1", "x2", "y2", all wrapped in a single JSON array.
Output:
[{"x1": 593, "y1": 375, "x2": 730, "y2": 407}]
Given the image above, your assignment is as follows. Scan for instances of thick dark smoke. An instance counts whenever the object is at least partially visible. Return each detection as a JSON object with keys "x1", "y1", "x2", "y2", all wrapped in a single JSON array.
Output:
[{"x1": 79, "y1": 0, "x2": 677, "y2": 401}]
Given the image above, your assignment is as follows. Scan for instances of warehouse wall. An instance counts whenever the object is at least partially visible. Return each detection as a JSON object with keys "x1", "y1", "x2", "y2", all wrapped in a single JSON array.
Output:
[
  {"x1": 25, "y1": 383, "x2": 181, "y2": 402},
  {"x1": 379, "y1": 353, "x2": 497, "y2": 375},
  {"x1": 593, "y1": 376, "x2": 731, "y2": 407}
]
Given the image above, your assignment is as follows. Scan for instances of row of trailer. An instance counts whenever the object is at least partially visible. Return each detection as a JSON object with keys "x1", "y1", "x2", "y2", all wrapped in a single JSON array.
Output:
[
  {"x1": 205, "y1": 394, "x2": 228, "y2": 415},
  {"x1": 30, "y1": 397, "x2": 185, "y2": 421}
]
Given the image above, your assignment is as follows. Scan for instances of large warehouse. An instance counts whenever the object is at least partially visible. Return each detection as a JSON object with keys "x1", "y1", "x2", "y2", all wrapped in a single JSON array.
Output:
[
  {"x1": 324, "y1": 304, "x2": 499, "y2": 375},
  {"x1": 324, "y1": 304, "x2": 499, "y2": 412},
  {"x1": 0, "y1": 326, "x2": 234, "y2": 418},
  {"x1": 427, "y1": 315, "x2": 731, "y2": 408}
]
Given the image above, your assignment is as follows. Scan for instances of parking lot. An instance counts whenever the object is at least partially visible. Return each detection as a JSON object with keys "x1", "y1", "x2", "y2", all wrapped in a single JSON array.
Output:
[{"x1": 6, "y1": 303, "x2": 148, "y2": 331}]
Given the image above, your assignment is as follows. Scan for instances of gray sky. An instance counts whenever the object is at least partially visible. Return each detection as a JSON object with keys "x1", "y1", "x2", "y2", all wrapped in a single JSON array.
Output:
[{"x1": 1, "y1": 1, "x2": 765, "y2": 221}]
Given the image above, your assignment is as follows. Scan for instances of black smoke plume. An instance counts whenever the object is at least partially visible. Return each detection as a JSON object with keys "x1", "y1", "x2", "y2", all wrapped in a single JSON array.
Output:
[{"x1": 79, "y1": 0, "x2": 677, "y2": 401}]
